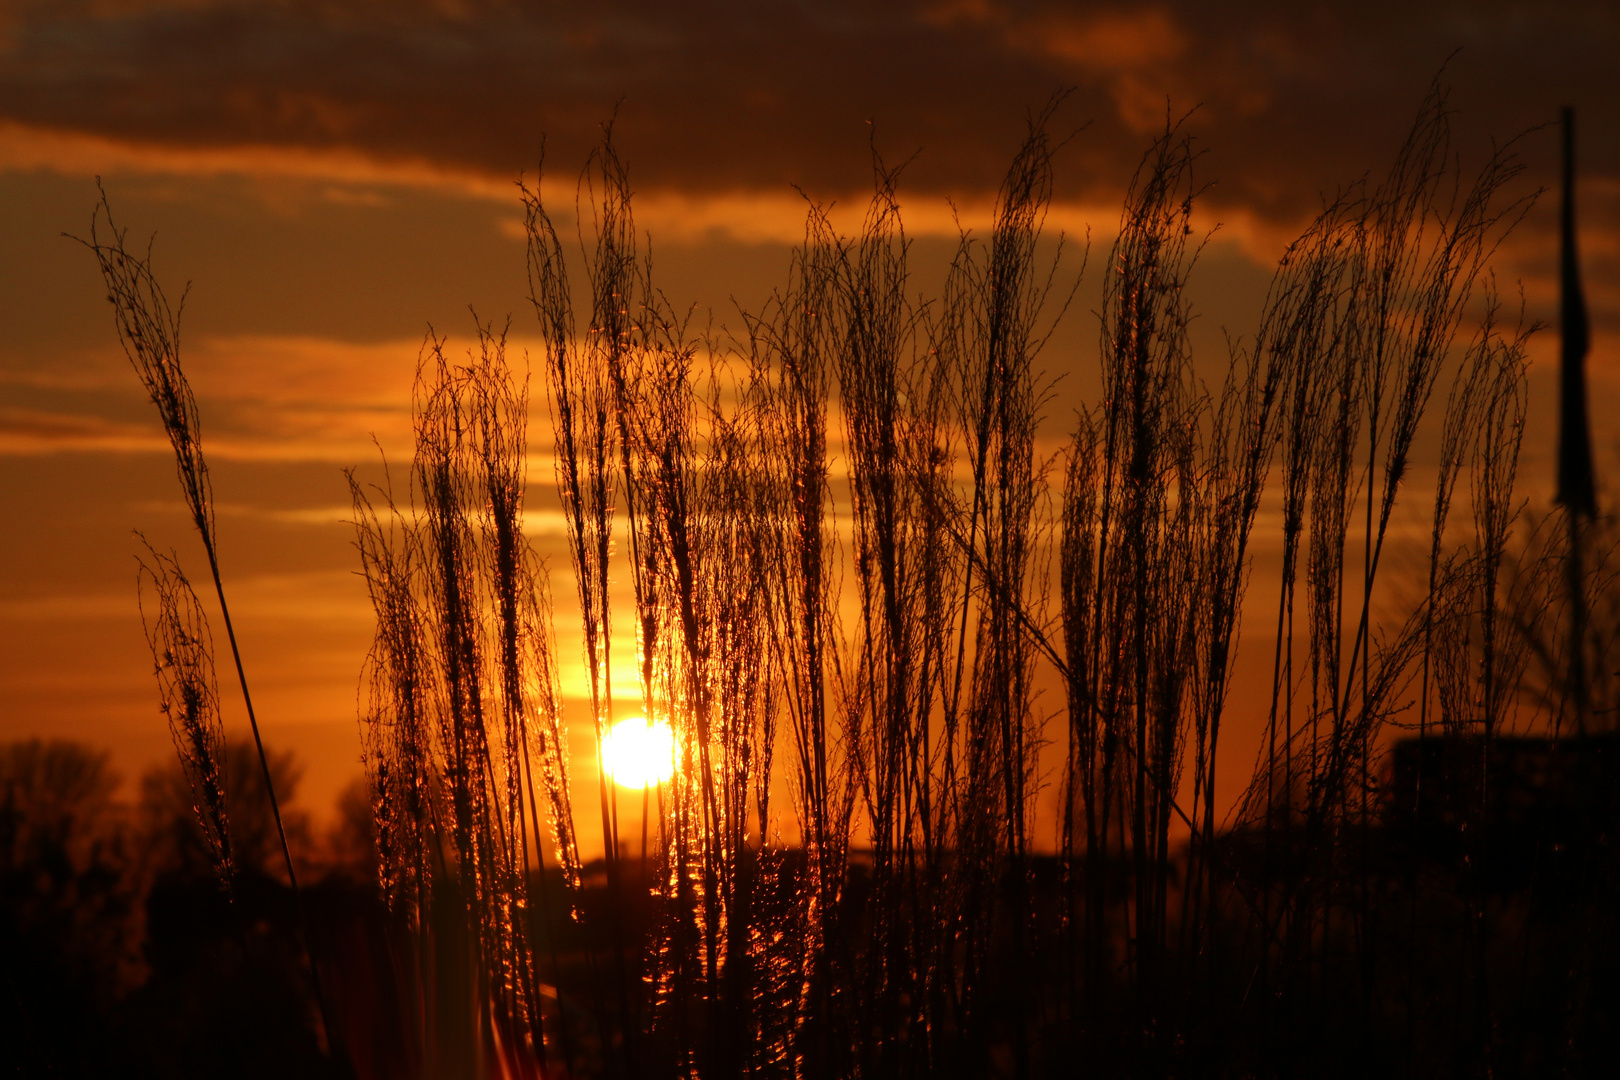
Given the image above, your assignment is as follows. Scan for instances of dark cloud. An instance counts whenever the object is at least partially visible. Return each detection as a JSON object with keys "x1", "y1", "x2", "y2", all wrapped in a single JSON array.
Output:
[
  {"x1": 0, "y1": 1, "x2": 1614, "y2": 222},
  {"x1": 1, "y1": 1, "x2": 1617, "y2": 347}
]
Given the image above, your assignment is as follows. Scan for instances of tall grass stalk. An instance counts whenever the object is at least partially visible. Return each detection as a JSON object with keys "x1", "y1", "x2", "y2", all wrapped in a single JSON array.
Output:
[
  {"x1": 136, "y1": 541, "x2": 234, "y2": 896},
  {"x1": 79, "y1": 189, "x2": 337, "y2": 1049}
]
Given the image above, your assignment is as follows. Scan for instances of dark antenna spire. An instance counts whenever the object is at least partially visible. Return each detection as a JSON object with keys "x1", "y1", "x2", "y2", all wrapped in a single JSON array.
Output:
[
  {"x1": 1557, "y1": 106, "x2": 1594, "y2": 734},
  {"x1": 1556, "y1": 106, "x2": 1596, "y2": 518}
]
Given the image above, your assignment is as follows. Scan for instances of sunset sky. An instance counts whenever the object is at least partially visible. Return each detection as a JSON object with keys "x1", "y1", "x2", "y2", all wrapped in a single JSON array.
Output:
[{"x1": 2, "y1": 1, "x2": 1617, "y2": 842}]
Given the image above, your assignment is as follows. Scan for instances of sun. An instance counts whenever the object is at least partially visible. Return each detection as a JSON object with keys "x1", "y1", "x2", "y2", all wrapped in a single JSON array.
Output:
[{"x1": 601, "y1": 717, "x2": 676, "y2": 789}]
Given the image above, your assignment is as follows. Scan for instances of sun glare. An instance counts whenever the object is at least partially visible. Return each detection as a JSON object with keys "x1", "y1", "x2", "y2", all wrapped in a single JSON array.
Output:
[{"x1": 602, "y1": 717, "x2": 676, "y2": 789}]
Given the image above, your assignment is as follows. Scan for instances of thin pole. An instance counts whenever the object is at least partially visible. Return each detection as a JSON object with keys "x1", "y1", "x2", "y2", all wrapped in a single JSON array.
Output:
[{"x1": 1555, "y1": 106, "x2": 1595, "y2": 732}]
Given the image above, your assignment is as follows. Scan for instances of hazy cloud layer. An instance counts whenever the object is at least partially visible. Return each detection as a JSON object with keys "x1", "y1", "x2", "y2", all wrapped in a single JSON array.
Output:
[{"x1": 0, "y1": 334, "x2": 419, "y2": 459}]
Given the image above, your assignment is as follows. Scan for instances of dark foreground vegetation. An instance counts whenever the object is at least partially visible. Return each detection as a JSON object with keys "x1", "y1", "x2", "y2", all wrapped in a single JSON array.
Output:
[
  {"x1": 11, "y1": 82, "x2": 1619, "y2": 1077},
  {"x1": 5, "y1": 731, "x2": 1618, "y2": 1077}
]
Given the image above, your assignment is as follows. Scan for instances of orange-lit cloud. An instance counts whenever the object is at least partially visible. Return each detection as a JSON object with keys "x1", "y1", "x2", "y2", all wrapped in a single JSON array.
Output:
[{"x1": 0, "y1": 119, "x2": 511, "y2": 199}]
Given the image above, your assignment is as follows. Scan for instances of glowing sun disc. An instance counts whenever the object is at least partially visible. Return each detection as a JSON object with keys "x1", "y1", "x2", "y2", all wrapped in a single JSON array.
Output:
[{"x1": 602, "y1": 718, "x2": 675, "y2": 789}]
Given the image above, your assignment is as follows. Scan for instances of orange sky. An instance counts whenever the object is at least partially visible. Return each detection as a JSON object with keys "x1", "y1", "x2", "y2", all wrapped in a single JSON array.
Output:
[{"x1": 1, "y1": 1, "x2": 1617, "y2": 852}]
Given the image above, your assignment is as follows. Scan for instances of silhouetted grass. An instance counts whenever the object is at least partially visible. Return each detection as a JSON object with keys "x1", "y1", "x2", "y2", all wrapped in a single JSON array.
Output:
[
  {"x1": 74, "y1": 82, "x2": 1620, "y2": 1079},
  {"x1": 136, "y1": 541, "x2": 233, "y2": 897},
  {"x1": 74, "y1": 187, "x2": 340, "y2": 1054}
]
